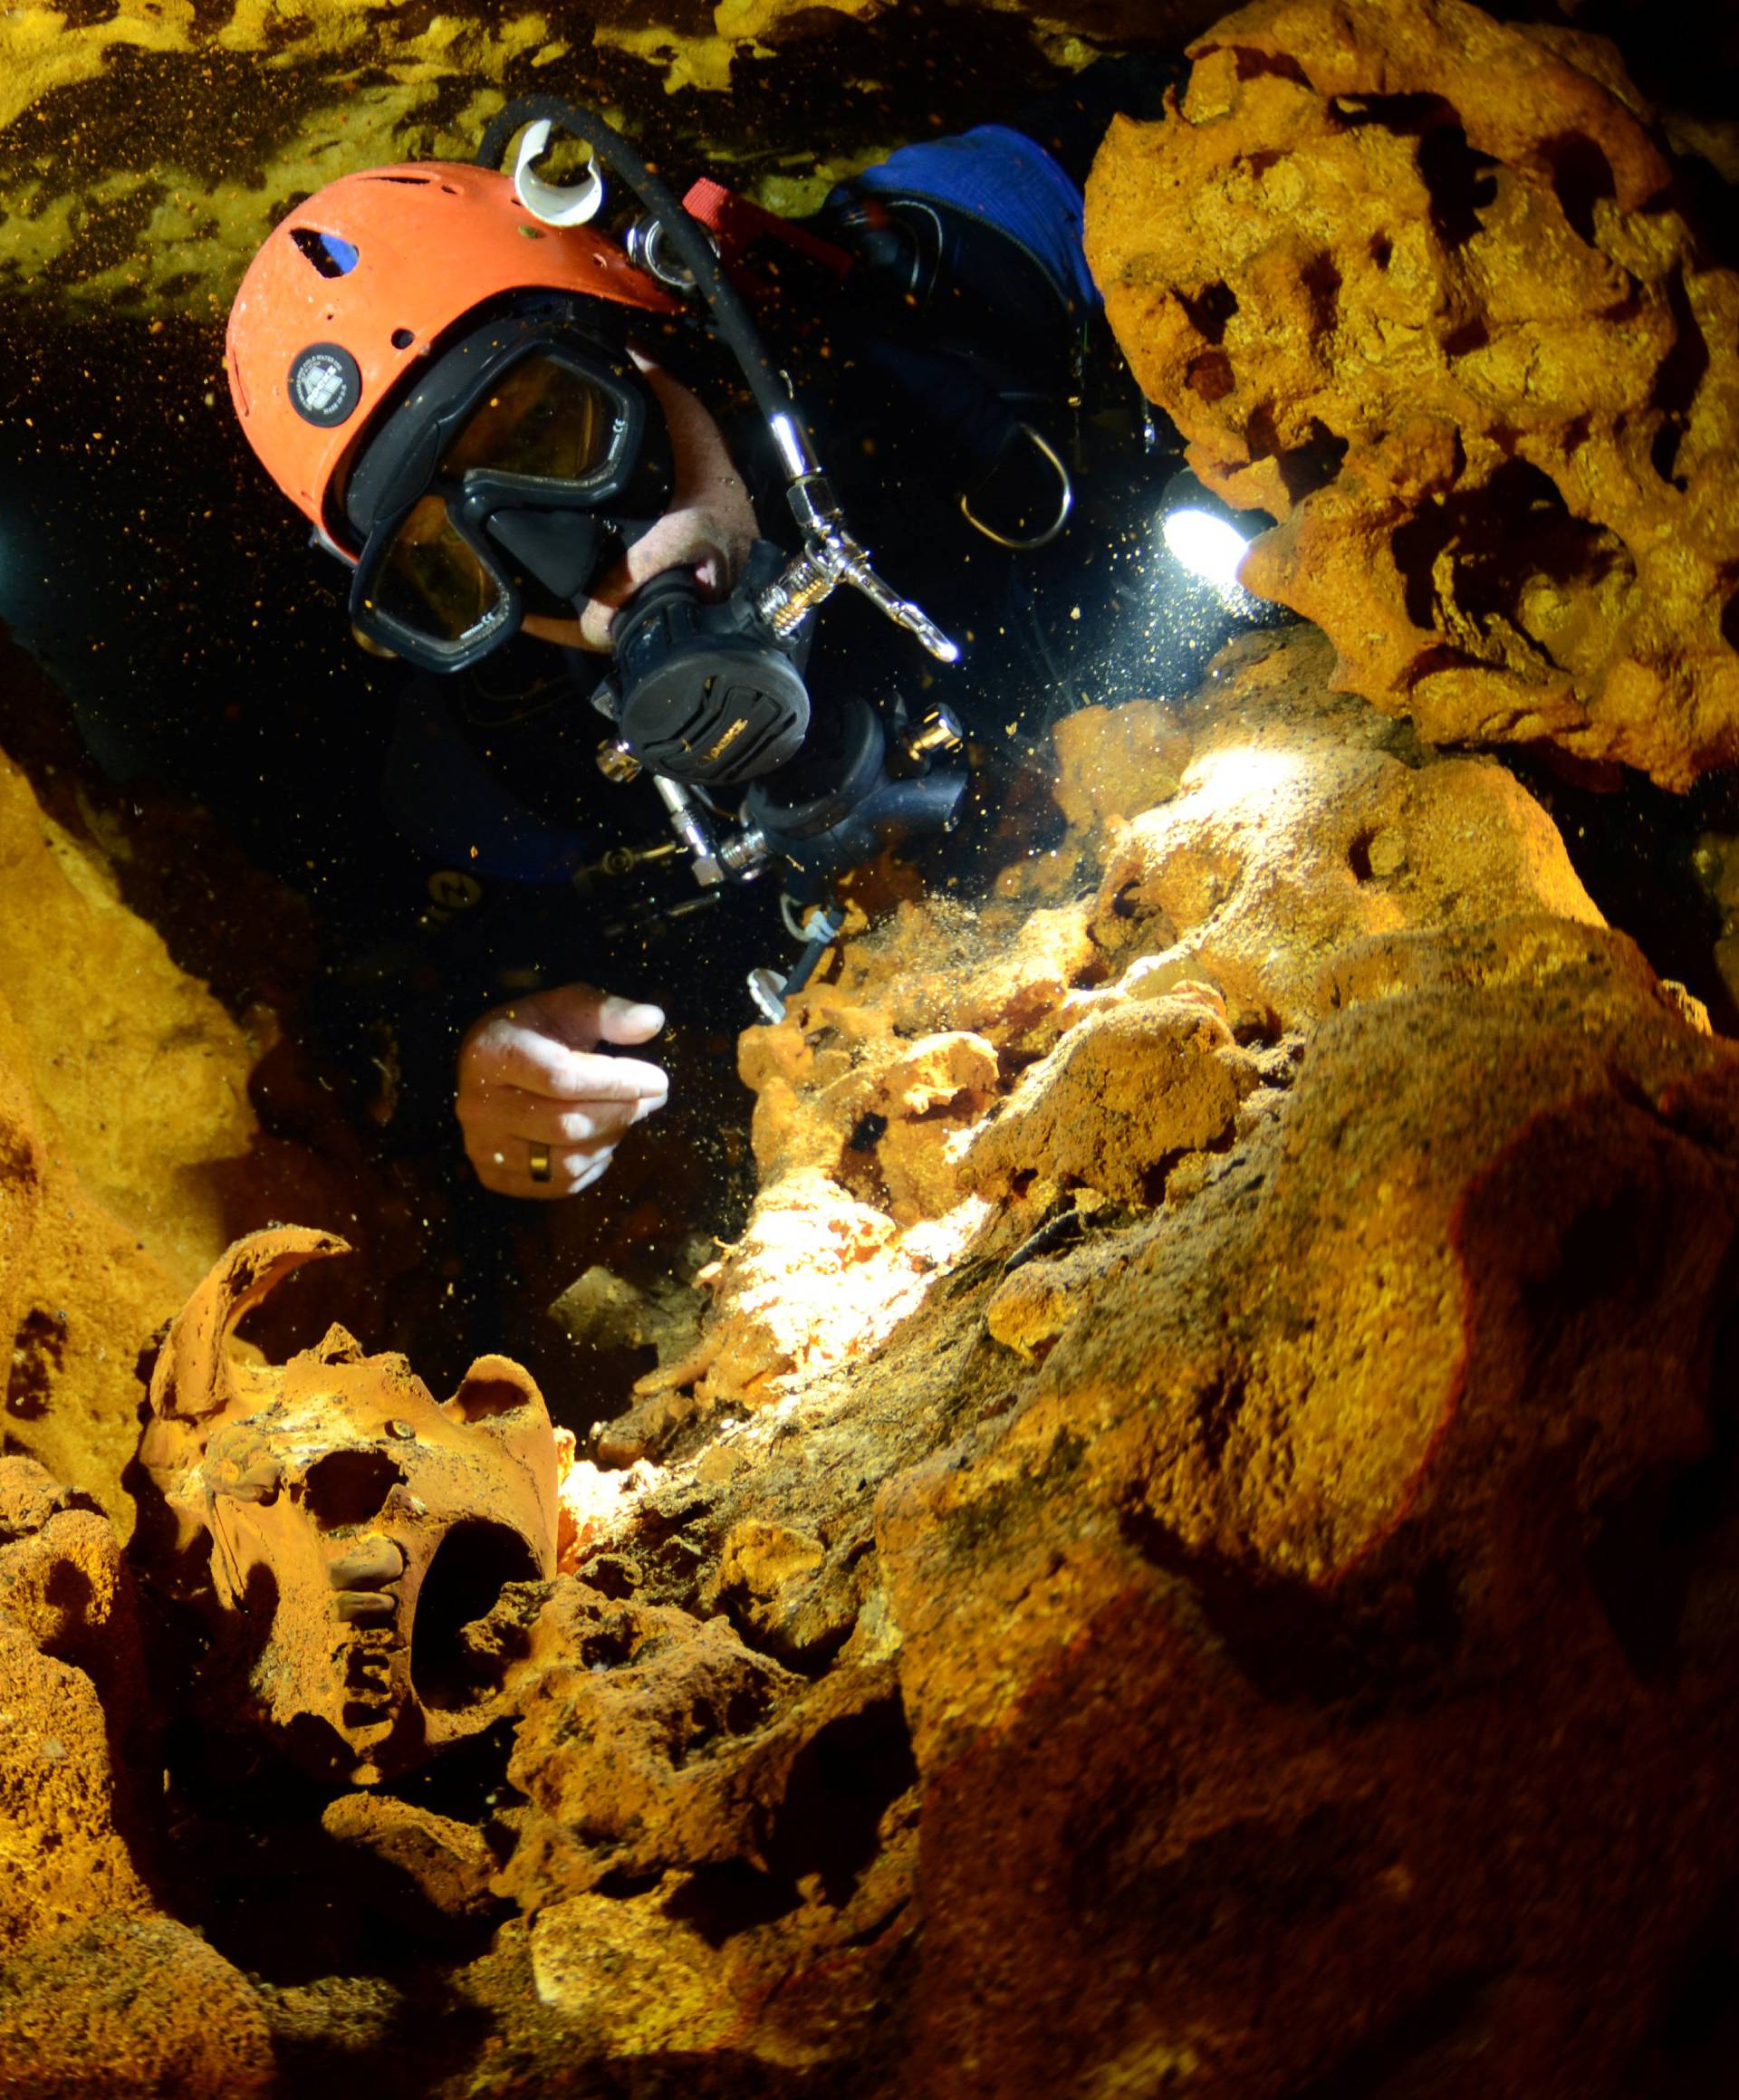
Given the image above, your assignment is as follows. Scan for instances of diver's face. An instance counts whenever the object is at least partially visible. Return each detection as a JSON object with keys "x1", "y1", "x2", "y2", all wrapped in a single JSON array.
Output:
[{"x1": 521, "y1": 351, "x2": 759, "y2": 654}]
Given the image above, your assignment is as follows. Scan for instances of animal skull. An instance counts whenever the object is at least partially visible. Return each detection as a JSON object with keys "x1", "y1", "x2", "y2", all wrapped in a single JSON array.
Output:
[{"x1": 134, "y1": 1227, "x2": 561, "y2": 1784}]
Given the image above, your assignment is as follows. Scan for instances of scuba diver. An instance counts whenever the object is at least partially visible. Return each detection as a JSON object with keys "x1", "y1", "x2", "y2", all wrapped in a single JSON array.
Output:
[{"x1": 224, "y1": 62, "x2": 1248, "y2": 1201}]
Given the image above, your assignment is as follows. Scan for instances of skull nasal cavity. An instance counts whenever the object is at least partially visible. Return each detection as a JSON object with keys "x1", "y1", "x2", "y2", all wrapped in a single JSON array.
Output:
[
  {"x1": 411, "y1": 1521, "x2": 543, "y2": 1712},
  {"x1": 304, "y1": 1449, "x2": 407, "y2": 1530}
]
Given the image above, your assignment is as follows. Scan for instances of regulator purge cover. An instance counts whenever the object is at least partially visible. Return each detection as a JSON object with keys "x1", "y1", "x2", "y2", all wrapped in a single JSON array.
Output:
[{"x1": 611, "y1": 570, "x2": 810, "y2": 787}]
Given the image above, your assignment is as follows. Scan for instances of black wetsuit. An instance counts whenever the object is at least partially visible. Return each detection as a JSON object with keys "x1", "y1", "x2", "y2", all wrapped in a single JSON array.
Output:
[{"x1": 332, "y1": 57, "x2": 1219, "y2": 1139}]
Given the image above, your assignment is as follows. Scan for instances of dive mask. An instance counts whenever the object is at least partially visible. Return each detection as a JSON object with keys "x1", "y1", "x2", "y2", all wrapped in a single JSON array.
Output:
[{"x1": 342, "y1": 305, "x2": 672, "y2": 672}]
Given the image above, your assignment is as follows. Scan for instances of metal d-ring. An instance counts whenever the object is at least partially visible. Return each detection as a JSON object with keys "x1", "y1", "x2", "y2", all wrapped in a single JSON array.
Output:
[{"x1": 959, "y1": 423, "x2": 1074, "y2": 551}]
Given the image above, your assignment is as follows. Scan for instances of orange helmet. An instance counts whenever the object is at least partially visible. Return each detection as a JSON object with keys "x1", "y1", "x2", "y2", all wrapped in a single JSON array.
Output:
[{"x1": 226, "y1": 160, "x2": 680, "y2": 555}]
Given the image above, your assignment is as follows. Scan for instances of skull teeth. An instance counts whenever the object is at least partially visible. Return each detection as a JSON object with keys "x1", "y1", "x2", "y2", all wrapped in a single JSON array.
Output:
[
  {"x1": 328, "y1": 1538, "x2": 408, "y2": 1588},
  {"x1": 333, "y1": 1588, "x2": 397, "y2": 1623},
  {"x1": 221, "y1": 1460, "x2": 283, "y2": 1504}
]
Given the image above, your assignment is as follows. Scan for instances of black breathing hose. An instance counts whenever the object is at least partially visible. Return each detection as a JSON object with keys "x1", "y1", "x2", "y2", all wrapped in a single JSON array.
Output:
[{"x1": 475, "y1": 94, "x2": 802, "y2": 442}]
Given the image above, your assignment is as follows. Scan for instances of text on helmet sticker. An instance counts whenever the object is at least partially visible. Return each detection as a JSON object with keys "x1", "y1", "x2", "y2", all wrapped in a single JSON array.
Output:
[{"x1": 289, "y1": 342, "x2": 363, "y2": 427}]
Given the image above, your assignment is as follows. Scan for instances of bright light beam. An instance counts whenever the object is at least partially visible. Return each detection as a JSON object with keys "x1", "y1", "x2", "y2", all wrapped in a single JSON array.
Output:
[{"x1": 1162, "y1": 505, "x2": 1253, "y2": 591}]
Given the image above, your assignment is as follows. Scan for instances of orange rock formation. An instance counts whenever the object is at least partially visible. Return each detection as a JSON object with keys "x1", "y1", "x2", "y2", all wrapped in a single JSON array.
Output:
[
  {"x1": 441, "y1": 627, "x2": 1739, "y2": 2094},
  {"x1": 1086, "y1": 0, "x2": 1739, "y2": 788},
  {"x1": 6, "y1": 623, "x2": 1739, "y2": 2092}
]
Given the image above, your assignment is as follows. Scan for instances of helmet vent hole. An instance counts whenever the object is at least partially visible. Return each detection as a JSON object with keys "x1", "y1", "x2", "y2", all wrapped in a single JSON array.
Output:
[
  {"x1": 290, "y1": 229, "x2": 359, "y2": 280},
  {"x1": 391, "y1": 327, "x2": 416, "y2": 350}
]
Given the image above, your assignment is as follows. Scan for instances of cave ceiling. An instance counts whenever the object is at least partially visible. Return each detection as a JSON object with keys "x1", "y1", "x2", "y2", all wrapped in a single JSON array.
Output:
[{"x1": 0, "y1": 0, "x2": 1211, "y2": 318}]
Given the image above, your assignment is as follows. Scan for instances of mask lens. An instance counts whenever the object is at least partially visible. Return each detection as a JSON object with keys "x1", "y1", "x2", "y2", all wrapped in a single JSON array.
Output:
[
  {"x1": 441, "y1": 356, "x2": 619, "y2": 484},
  {"x1": 369, "y1": 494, "x2": 508, "y2": 646}
]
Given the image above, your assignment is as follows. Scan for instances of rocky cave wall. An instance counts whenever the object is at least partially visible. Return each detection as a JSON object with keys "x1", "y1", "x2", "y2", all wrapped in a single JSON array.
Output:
[
  {"x1": 4, "y1": 3, "x2": 1739, "y2": 2097},
  {"x1": 8, "y1": 623, "x2": 1739, "y2": 2096},
  {"x1": 1086, "y1": 0, "x2": 1739, "y2": 788},
  {"x1": 0, "y1": 0, "x2": 1207, "y2": 315}
]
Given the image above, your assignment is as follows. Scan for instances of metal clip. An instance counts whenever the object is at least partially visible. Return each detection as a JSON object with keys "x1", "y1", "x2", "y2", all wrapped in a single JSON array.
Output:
[
  {"x1": 748, "y1": 903, "x2": 846, "y2": 1023},
  {"x1": 754, "y1": 471, "x2": 959, "y2": 664},
  {"x1": 750, "y1": 412, "x2": 956, "y2": 659},
  {"x1": 958, "y1": 424, "x2": 1073, "y2": 551}
]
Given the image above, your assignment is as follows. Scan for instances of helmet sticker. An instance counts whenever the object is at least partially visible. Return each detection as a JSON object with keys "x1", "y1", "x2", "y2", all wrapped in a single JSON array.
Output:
[{"x1": 289, "y1": 342, "x2": 363, "y2": 427}]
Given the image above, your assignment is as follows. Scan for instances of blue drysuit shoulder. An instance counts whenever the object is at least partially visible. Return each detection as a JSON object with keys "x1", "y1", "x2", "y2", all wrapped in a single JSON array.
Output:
[{"x1": 850, "y1": 124, "x2": 1100, "y2": 318}]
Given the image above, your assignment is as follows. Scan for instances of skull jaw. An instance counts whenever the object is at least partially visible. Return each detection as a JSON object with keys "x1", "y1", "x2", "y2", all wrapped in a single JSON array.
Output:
[{"x1": 216, "y1": 1484, "x2": 555, "y2": 1785}]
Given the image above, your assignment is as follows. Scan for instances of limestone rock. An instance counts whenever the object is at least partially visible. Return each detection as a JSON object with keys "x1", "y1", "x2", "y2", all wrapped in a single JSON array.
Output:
[
  {"x1": 519, "y1": 628, "x2": 1739, "y2": 2097},
  {"x1": 0, "y1": 1914, "x2": 274, "y2": 2100},
  {"x1": 501, "y1": 1576, "x2": 918, "y2": 2070},
  {"x1": 623, "y1": 628, "x2": 1608, "y2": 1464},
  {"x1": 0, "y1": 744, "x2": 256, "y2": 1263},
  {"x1": 0, "y1": 747, "x2": 255, "y2": 1522},
  {"x1": 962, "y1": 992, "x2": 1259, "y2": 1203},
  {"x1": 877, "y1": 910, "x2": 1739, "y2": 2096},
  {"x1": 1086, "y1": 0, "x2": 1739, "y2": 787},
  {"x1": 1084, "y1": 626, "x2": 1603, "y2": 1029},
  {"x1": 1050, "y1": 694, "x2": 1195, "y2": 830},
  {"x1": 524, "y1": 1829, "x2": 915, "y2": 2074},
  {"x1": 0, "y1": 696, "x2": 391, "y2": 1529},
  {"x1": 320, "y1": 1794, "x2": 503, "y2": 1924},
  {"x1": 497, "y1": 1578, "x2": 807, "y2": 1909},
  {"x1": 625, "y1": 1163, "x2": 976, "y2": 1432},
  {"x1": 0, "y1": 1460, "x2": 152, "y2": 1960}
]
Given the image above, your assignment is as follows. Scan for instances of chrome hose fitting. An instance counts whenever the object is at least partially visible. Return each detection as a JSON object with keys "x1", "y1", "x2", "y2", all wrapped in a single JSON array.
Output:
[{"x1": 754, "y1": 414, "x2": 959, "y2": 666}]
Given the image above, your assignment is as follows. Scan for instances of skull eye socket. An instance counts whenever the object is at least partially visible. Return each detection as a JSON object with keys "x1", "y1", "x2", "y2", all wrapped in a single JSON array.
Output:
[{"x1": 303, "y1": 1449, "x2": 406, "y2": 1530}]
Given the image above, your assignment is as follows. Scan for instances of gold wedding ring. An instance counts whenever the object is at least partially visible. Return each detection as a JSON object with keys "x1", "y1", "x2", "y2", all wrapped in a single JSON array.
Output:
[{"x1": 527, "y1": 1143, "x2": 553, "y2": 1184}]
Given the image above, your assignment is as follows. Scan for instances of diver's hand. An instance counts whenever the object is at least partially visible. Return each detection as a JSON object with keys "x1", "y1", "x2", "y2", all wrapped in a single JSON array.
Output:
[{"x1": 456, "y1": 983, "x2": 668, "y2": 1200}]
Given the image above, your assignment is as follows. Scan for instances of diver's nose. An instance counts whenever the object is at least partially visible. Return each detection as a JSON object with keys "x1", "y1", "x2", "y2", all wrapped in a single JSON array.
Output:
[{"x1": 485, "y1": 507, "x2": 603, "y2": 600}]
